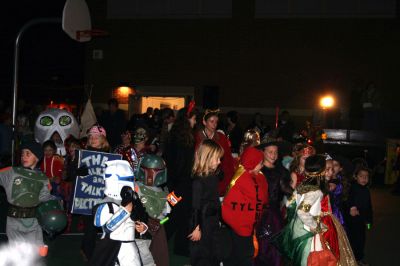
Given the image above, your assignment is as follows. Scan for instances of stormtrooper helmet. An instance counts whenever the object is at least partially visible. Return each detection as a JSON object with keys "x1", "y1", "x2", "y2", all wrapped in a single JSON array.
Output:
[
  {"x1": 103, "y1": 160, "x2": 135, "y2": 200},
  {"x1": 34, "y1": 108, "x2": 79, "y2": 155}
]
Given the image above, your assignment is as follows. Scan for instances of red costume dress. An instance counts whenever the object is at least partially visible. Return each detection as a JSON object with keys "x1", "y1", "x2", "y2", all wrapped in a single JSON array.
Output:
[
  {"x1": 195, "y1": 130, "x2": 236, "y2": 196},
  {"x1": 321, "y1": 194, "x2": 340, "y2": 259},
  {"x1": 295, "y1": 171, "x2": 306, "y2": 187}
]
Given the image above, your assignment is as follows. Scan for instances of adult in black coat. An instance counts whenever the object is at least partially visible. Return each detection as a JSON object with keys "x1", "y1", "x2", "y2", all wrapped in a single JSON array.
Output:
[{"x1": 164, "y1": 106, "x2": 198, "y2": 256}]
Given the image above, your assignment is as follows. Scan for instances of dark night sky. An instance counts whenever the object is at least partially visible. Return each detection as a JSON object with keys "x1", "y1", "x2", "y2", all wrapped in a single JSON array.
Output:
[{"x1": 1, "y1": 0, "x2": 85, "y2": 105}]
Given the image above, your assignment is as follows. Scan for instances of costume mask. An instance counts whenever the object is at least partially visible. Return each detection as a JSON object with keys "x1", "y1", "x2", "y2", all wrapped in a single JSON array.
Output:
[
  {"x1": 34, "y1": 108, "x2": 79, "y2": 155},
  {"x1": 103, "y1": 160, "x2": 135, "y2": 201},
  {"x1": 137, "y1": 154, "x2": 167, "y2": 187}
]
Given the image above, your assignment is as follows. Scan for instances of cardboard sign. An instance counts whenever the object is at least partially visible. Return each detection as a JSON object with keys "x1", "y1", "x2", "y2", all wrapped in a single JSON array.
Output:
[{"x1": 71, "y1": 150, "x2": 121, "y2": 215}]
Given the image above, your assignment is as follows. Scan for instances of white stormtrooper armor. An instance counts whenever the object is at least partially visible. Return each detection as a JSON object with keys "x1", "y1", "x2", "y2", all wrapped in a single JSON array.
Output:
[
  {"x1": 92, "y1": 160, "x2": 141, "y2": 266},
  {"x1": 94, "y1": 202, "x2": 141, "y2": 266},
  {"x1": 103, "y1": 160, "x2": 135, "y2": 201},
  {"x1": 94, "y1": 202, "x2": 135, "y2": 241},
  {"x1": 34, "y1": 108, "x2": 79, "y2": 156}
]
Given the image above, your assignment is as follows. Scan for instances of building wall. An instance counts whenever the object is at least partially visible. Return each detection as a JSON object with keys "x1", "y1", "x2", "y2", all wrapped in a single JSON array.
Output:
[{"x1": 85, "y1": 0, "x2": 400, "y2": 127}]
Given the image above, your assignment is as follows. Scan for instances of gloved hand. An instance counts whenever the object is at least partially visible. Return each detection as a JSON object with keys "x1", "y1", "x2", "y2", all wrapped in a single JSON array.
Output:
[
  {"x1": 120, "y1": 186, "x2": 136, "y2": 207},
  {"x1": 76, "y1": 165, "x2": 89, "y2": 176},
  {"x1": 131, "y1": 196, "x2": 148, "y2": 222}
]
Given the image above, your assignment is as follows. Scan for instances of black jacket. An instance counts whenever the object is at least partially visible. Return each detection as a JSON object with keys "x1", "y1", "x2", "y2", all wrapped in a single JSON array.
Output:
[{"x1": 346, "y1": 182, "x2": 373, "y2": 224}]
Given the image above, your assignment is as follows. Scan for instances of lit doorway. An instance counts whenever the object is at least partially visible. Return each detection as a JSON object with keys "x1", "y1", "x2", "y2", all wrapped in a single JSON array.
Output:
[
  {"x1": 128, "y1": 86, "x2": 194, "y2": 117},
  {"x1": 140, "y1": 96, "x2": 185, "y2": 112}
]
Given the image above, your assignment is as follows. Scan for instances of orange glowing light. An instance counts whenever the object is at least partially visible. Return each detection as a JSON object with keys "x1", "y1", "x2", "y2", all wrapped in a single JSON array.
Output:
[
  {"x1": 114, "y1": 85, "x2": 135, "y2": 103},
  {"x1": 47, "y1": 102, "x2": 73, "y2": 112},
  {"x1": 320, "y1": 95, "x2": 335, "y2": 109},
  {"x1": 117, "y1": 86, "x2": 131, "y2": 97}
]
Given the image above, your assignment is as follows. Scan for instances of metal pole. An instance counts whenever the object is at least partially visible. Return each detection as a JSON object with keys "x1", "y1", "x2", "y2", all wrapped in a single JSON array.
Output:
[
  {"x1": 12, "y1": 18, "x2": 61, "y2": 165},
  {"x1": 275, "y1": 106, "x2": 279, "y2": 129}
]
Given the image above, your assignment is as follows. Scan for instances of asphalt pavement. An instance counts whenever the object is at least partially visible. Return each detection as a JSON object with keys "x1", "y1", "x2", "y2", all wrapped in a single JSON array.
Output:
[
  {"x1": 364, "y1": 187, "x2": 400, "y2": 266},
  {"x1": 0, "y1": 186, "x2": 399, "y2": 266}
]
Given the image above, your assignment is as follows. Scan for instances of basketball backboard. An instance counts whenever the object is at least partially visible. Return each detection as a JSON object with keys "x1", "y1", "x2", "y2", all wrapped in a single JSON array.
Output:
[{"x1": 62, "y1": 0, "x2": 92, "y2": 42}]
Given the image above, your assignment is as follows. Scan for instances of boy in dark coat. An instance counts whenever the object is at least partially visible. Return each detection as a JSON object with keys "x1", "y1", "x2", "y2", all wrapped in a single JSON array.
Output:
[{"x1": 346, "y1": 166, "x2": 373, "y2": 266}]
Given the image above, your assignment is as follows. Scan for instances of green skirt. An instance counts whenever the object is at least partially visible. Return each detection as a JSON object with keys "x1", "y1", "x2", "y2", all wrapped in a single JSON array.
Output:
[{"x1": 270, "y1": 201, "x2": 314, "y2": 266}]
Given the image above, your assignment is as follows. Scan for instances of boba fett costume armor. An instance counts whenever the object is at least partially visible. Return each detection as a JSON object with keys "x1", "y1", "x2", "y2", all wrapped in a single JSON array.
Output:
[
  {"x1": 136, "y1": 154, "x2": 171, "y2": 266},
  {"x1": 0, "y1": 166, "x2": 56, "y2": 245},
  {"x1": 136, "y1": 154, "x2": 169, "y2": 218}
]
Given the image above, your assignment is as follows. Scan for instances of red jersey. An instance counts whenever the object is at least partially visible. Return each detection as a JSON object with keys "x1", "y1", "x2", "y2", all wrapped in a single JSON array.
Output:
[{"x1": 40, "y1": 155, "x2": 64, "y2": 183}]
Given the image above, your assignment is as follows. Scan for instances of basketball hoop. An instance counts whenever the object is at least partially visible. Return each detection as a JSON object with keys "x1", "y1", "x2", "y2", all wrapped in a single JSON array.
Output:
[{"x1": 76, "y1": 29, "x2": 108, "y2": 42}]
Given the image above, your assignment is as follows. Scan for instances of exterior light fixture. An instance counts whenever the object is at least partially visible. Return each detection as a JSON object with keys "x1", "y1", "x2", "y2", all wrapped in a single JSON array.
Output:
[
  {"x1": 320, "y1": 95, "x2": 335, "y2": 109},
  {"x1": 114, "y1": 82, "x2": 135, "y2": 103}
]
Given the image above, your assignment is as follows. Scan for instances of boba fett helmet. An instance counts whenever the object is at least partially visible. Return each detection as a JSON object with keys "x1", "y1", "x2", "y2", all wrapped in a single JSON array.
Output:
[
  {"x1": 137, "y1": 154, "x2": 167, "y2": 186},
  {"x1": 36, "y1": 200, "x2": 67, "y2": 234}
]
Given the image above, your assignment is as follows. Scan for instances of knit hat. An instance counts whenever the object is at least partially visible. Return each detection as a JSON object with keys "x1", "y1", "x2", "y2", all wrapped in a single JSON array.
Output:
[
  {"x1": 20, "y1": 140, "x2": 43, "y2": 160},
  {"x1": 240, "y1": 147, "x2": 264, "y2": 171},
  {"x1": 88, "y1": 125, "x2": 107, "y2": 137}
]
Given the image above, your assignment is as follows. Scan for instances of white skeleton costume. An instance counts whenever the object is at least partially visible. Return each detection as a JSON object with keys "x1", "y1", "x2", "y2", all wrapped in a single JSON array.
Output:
[
  {"x1": 34, "y1": 108, "x2": 79, "y2": 156},
  {"x1": 89, "y1": 160, "x2": 144, "y2": 266}
]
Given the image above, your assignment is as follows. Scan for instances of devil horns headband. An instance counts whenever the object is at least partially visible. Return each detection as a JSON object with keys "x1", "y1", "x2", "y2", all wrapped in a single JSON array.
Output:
[{"x1": 187, "y1": 100, "x2": 196, "y2": 117}]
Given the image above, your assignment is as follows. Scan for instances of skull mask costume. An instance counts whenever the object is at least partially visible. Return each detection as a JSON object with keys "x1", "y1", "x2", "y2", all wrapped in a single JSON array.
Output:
[{"x1": 34, "y1": 108, "x2": 79, "y2": 156}]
